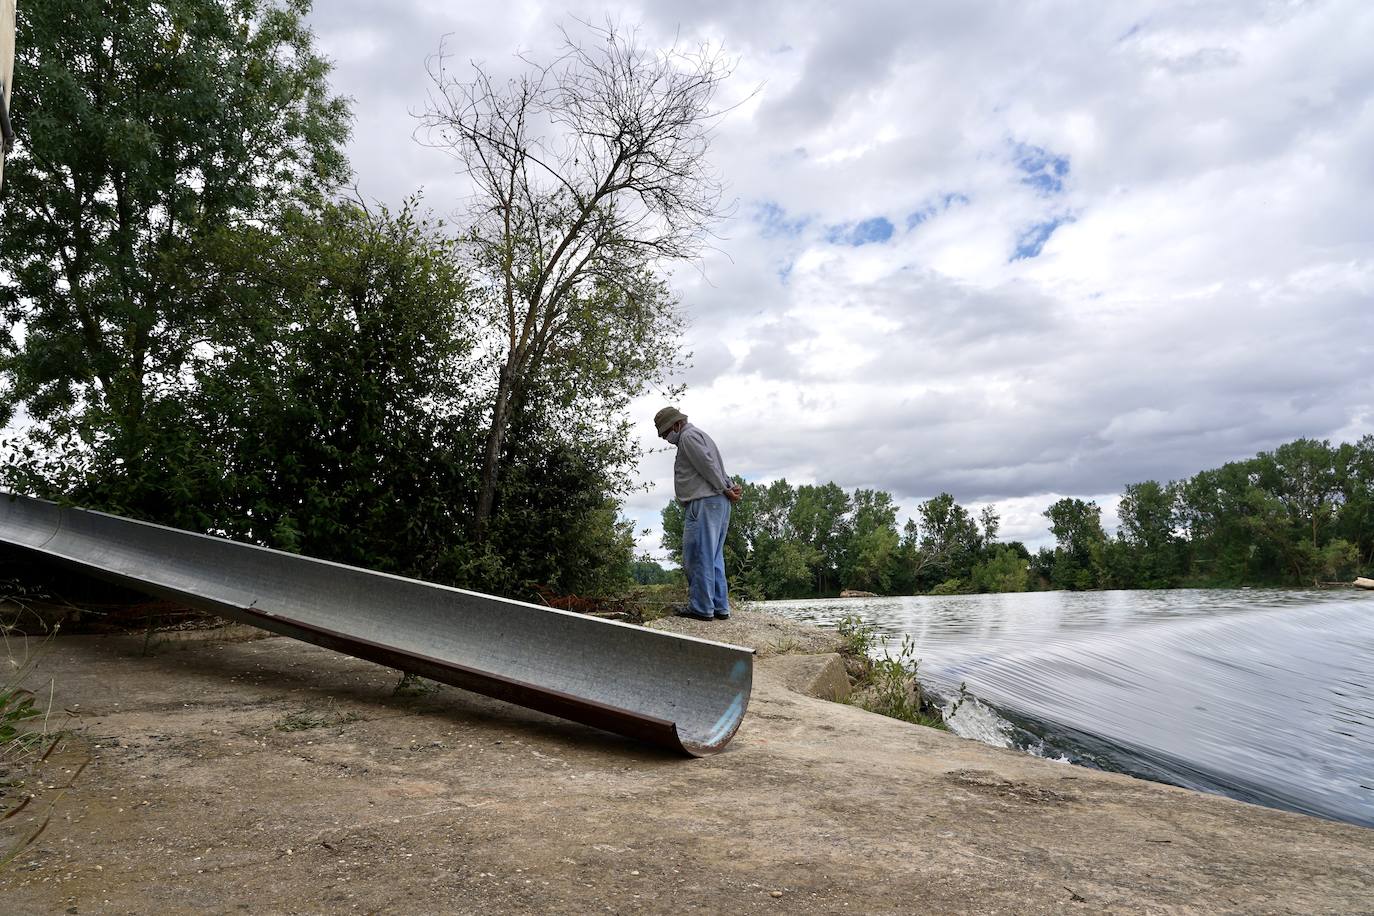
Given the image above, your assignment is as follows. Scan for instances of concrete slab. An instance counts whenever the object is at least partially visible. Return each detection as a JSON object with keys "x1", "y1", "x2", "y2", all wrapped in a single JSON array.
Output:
[
  {"x1": 1, "y1": 626, "x2": 1371, "y2": 914},
  {"x1": 762, "y1": 652, "x2": 851, "y2": 702}
]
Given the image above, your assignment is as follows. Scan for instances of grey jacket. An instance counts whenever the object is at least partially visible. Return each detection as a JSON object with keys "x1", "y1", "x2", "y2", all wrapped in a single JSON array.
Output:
[{"x1": 674, "y1": 423, "x2": 732, "y2": 503}]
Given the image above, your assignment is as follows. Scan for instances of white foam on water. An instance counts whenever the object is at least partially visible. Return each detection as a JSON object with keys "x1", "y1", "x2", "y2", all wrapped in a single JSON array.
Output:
[{"x1": 942, "y1": 693, "x2": 1015, "y2": 749}]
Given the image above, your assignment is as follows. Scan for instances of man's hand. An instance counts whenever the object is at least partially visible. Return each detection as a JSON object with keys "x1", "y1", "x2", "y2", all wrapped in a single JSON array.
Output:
[{"x1": 725, "y1": 484, "x2": 743, "y2": 503}]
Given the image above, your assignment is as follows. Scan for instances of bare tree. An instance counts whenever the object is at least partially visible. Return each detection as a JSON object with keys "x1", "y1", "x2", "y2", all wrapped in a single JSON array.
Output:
[{"x1": 418, "y1": 22, "x2": 733, "y2": 538}]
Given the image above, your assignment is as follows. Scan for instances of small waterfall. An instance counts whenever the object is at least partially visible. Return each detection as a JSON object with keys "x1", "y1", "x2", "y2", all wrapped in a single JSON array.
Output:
[{"x1": 768, "y1": 589, "x2": 1374, "y2": 828}]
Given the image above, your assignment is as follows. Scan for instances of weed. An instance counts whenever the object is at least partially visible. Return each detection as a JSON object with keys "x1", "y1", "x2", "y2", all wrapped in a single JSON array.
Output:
[
  {"x1": 945, "y1": 682, "x2": 972, "y2": 719},
  {"x1": 834, "y1": 616, "x2": 948, "y2": 731},
  {"x1": 1, "y1": 620, "x2": 61, "y2": 775},
  {"x1": 0, "y1": 610, "x2": 84, "y2": 872},
  {"x1": 0, "y1": 573, "x2": 58, "y2": 634},
  {"x1": 857, "y1": 636, "x2": 946, "y2": 730},
  {"x1": 0, "y1": 682, "x2": 47, "y2": 757},
  {"x1": 836, "y1": 614, "x2": 878, "y2": 663},
  {"x1": 630, "y1": 583, "x2": 689, "y2": 622},
  {"x1": 392, "y1": 672, "x2": 442, "y2": 699},
  {"x1": 274, "y1": 703, "x2": 361, "y2": 732}
]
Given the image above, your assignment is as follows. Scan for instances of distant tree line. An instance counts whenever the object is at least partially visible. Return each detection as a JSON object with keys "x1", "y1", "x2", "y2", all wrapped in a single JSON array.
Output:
[
  {"x1": 660, "y1": 481, "x2": 1025, "y2": 599},
  {"x1": 657, "y1": 436, "x2": 1374, "y2": 598},
  {"x1": 1034, "y1": 437, "x2": 1374, "y2": 591}
]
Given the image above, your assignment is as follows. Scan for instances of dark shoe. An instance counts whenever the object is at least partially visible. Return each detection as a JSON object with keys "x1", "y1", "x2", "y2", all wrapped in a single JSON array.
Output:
[
  {"x1": 672, "y1": 606, "x2": 713, "y2": 621},
  {"x1": 714, "y1": 613, "x2": 731, "y2": 620}
]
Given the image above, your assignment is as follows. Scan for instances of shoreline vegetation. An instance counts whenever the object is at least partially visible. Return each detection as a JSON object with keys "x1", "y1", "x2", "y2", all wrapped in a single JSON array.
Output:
[
  {"x1": 834, "y1": 614, "x2": 949, "y2": 731},
  {"x1": 651, "y1": 435, "x2": 1374, "y2": 600}
]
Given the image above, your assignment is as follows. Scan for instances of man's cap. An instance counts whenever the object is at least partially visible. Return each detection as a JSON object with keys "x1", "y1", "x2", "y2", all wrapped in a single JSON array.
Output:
[{"x1": 654, "y1": 406, "x2": 687, "y2": 436}]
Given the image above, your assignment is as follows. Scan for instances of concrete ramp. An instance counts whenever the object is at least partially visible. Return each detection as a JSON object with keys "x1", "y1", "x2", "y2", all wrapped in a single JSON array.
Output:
[{"x1": 0, "y1": 493, "x2": 753, "y2": 755}]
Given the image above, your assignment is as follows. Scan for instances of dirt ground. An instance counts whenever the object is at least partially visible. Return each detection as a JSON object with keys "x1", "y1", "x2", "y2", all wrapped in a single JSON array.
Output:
[{"x1": 2, "y1": 609, "x2": 1372, "y2": 915}]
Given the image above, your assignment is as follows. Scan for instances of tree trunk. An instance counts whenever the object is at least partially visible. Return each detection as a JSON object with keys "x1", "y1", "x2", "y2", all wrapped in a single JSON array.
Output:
[{"x1": 474, "y1": 361, "x2": 517, "y2": 540}]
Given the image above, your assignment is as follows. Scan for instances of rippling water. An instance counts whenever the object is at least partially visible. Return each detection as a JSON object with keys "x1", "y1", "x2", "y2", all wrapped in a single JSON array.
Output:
[{"x1": 764, "y1": 589, "x2": 1374, "y2": 828}]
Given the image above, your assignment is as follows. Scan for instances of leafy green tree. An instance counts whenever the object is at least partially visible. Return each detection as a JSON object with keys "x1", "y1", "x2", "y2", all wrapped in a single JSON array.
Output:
[
  {"x1": 631, "y1": 559, "x2": 678, "y2": 585},
  {"x1": 0, "y1": 0, "x2": 349, "y2": 508},
  {"x1": 1044, "y1": 497, "x2": 1107, "y2": 590},
  {"x1": 842, "y1": 488, "x2": 900, "y2": 593},
  {"x1": 1045, "y1": 497, "x2": 1105, "y2": 556},
  {"x1": 1117, "y1": 480, "x2": 1183, "y2": 587},
  {"x1": 1256, "y1": 439, "x2": 1343, "y2": 559},
  {"x1": 971, "y1": 543, "x2": 1030, "y2": 593},
  {"x1": 913, "y1": 492, "x2": 981, "y2": 590},
  {"x1": 1029, "y1": 546, "x2": 1056, "y2": 589},
  {"x1": 1177, "y1": 461, "x2": 1258, "y2": 584},
  {"x1": 790, "y1": 483, "x2": 851, "y2": 595},
  {"x1": 487, "y1": 430, "x2": 637, "y2": 597},
  {"x1": 978, "y1": 505, "x2": 1001, "y2": 547},
  {"x1": 1334, "y1": 436, "x2": 1374, "y2": 571},
  {"x1": 1172, "y1": 445, "x2": 1345, "y2": 586},
  {"x1": 206, "y1": 200, "x2": 640, "y2": 598},
  {"x1": 660, "y1": 499, "x2": 686, "y2": 565},
  {"x1": 1317, "y1": 539, "x2": 1360, "y2": 582},
  {"x1": 180, "y1": 199, "x2": 480, "y2": 576},
  {"x1": 752, "y1": 479, "x2": 800, "y2": 541},
  {"x1": 747, "y1": 480, "x2": 817, "y2": 598},
  {"x1": 890, "y1": 519, "x2": 924, "y2": 595},
  {"x1": 1166, "y1": 438, "x2": 1374, "y2": 585},
  {"x1": 758, "y1": 540, "x2": 815, "y2": 598}
]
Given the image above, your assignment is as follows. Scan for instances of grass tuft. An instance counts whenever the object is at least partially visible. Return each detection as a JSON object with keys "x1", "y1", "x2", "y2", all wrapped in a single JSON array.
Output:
[
  {"x1": 1, "y1": 580, "x2": 85, "y2": 872},
  {"x1": 274, "y1": 704, "x2": 361, "y2": 732}
]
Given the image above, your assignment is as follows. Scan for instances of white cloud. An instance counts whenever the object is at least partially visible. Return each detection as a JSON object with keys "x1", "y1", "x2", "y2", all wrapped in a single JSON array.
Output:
[{"x1": 307, "y1": 0, "x2": 1374, "y2": 559}]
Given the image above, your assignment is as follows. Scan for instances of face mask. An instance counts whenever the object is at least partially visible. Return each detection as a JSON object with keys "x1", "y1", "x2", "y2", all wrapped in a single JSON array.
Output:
[{"x1": 665, "y1": 429, "x2": 682, "y2": 445}]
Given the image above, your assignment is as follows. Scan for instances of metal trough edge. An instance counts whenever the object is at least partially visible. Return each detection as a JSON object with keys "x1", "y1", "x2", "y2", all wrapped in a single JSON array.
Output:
[{"x1": 0, "y1": 493, "x2": 754, "y2": 755}]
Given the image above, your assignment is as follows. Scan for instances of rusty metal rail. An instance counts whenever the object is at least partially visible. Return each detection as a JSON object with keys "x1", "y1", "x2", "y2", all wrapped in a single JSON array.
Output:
[{"x1": 0, "y1": 493, "x2": 753, "y2": 755}]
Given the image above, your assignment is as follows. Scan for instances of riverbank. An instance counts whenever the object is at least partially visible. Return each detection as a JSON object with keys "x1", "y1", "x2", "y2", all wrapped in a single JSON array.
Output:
[{"x1": 2, "y1": 607, "x2": 1372, "y2": 913}]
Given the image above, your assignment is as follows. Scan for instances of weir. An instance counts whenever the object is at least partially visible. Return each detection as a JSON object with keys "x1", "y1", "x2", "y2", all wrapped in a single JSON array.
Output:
[{"x1": 0, "y1": 492, "x2": 754, "y2": 755}]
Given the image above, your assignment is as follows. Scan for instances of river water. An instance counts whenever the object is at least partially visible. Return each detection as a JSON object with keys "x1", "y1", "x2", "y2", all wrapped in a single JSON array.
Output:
[{"x1": 763, "y1": 589, "x2": 1374, "y2": 829}]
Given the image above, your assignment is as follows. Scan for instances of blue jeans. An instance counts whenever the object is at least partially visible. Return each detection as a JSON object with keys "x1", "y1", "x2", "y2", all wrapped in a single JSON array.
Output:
[{"x1": 682, "y1": 494, "x2": 731, "y2": 618}]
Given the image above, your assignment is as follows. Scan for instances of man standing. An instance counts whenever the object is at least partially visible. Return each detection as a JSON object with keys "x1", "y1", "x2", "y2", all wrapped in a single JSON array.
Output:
[{"x1": 655, "y1": 406, "x2": 742, "y2": 621}]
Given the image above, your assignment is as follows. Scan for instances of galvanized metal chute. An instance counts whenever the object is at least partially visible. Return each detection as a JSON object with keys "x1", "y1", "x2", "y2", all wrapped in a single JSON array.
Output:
[{"x1": 0, "y1": 493, "x2": 754, "y2": 755}]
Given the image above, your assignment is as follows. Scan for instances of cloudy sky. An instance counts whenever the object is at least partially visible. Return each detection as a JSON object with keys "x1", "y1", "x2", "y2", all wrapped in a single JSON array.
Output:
[{"x1": 306, "y1": 0, "x2": 1374, "y2": 557}]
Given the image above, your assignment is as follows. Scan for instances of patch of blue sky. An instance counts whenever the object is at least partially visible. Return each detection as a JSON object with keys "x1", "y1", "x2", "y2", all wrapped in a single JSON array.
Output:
[
  {"x1": 1011, "y1": 215, "x2": 1073, "y2": 261},
  {"x1": 1012, "y1": 141, "x2": 1070, "y2": 195},
  {"x1": 906, "y1": 192, "x2": 970, "y2": 229},
  {"x1": 755, "y1": 201, "x2": 810, "y2": 239},
  {"x1": 906, "y1": 208, "x2": 934, "y2": 230},
  {"x1": 825, "y1": 216, "x2": 894, "y2": 246}
]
